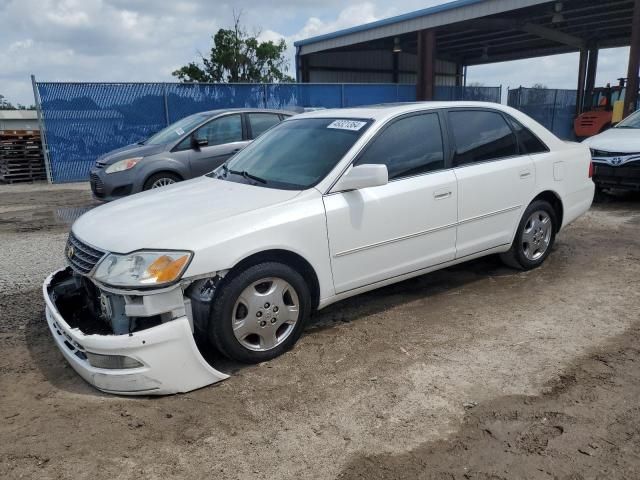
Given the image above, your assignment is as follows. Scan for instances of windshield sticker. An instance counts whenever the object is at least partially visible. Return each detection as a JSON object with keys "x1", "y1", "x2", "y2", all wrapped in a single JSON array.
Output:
[
  {"x1": 175, "y1": 127, "x2": 185, "y2": 135},
  {"x1": 327, "y1": 120, "x2": 367, "y2": 131}
]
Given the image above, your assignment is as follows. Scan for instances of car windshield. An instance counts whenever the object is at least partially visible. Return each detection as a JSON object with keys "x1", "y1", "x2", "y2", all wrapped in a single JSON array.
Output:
[
  {"x1": 210, "y1": 117, "x2": 371, "y2": 190},
  {"x1": 616, "y1": 110, "x2": 640, "y2": 129},
  {"x1": 143, "y1": 114, "x2": 208, "y2": 145}
]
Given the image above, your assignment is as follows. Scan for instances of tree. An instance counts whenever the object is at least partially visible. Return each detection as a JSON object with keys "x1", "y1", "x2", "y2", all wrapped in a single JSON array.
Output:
[
  {"x1": 531, "y1": 83, "x2": 548, "y2": 89},
  {"x1": 173, "y1": 13, "x2": 293, "y2": 83},
  {"x1": 0, "y1": 94, "x2": 33, "y2": 110},
  {"x1": 0, "y1": 94, "x2": 15, "y2": 110}
]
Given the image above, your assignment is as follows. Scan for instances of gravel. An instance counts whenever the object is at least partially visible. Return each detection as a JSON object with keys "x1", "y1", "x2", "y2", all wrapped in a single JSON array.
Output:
[{"x1": 1, "y1": 184, "x2": 639, "y2": 480}]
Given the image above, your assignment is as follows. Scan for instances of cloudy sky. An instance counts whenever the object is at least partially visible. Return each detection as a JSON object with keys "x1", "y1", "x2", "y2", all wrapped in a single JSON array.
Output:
[{"x1": 0, "y1": 0, "x2": 630, "y2": 106}]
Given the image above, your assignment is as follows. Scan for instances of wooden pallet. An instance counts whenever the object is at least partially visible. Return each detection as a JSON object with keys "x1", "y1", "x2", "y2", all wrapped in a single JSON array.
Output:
[{"x1": 0, "y1": 130, "x2": 46, "y2": 184}]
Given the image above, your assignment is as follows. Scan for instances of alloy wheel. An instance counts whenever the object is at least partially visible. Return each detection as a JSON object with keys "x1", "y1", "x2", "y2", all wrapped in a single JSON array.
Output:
[
  {"x1": 521, "y1": 210, "x2": 552, "y2": 261},
  {"x1": 231, "y1": 277, "x2": 300, "y2": 351},
  {"x1": 151, "y1": 177, "x2": 176, "y2": 188}
]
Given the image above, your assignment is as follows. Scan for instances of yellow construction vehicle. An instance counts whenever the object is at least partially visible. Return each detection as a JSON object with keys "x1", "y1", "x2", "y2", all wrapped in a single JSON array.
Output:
[{"x1": 574, "y1": 78, "x2": 627, "y2": 138}]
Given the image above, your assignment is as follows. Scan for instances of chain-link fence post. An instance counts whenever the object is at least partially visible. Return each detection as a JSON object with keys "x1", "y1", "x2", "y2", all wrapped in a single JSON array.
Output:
[
  {"x1": 31, "y1": 74, "x2": 53, "y2": 183},
  {"x1": 163, "y1": 84, "x2": 170, "y2": 126},
  {"x1": 550, "y1": 88, "x2": 559, "y2": 133}
]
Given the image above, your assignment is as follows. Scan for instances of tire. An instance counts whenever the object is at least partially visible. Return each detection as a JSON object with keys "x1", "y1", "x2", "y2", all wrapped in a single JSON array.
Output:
[
  {"x1": 143, "y1": 172, "x2": 181, "y2": 190},
  {"x1": 500, "y1": 200, "x2": 557, "y2": 270},
  {"x1": 208, "y1": 262, "x2": 311, "y2": 363}
]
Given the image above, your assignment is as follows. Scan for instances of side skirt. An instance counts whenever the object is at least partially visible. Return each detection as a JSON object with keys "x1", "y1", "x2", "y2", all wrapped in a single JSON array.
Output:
[{"x1": 317, "y1": 243, "x2": 511, "y2": 310}]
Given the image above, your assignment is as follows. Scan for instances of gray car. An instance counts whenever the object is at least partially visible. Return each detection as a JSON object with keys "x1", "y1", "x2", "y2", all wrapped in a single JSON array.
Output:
[{"x1": 89, "y1": 108, "x2": 293, "y2": 201}]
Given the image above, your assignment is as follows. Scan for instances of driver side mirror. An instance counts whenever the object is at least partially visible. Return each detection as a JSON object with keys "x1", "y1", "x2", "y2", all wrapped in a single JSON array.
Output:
[
  {"x1": 331, "y1": 164, "x2": 388, "y2": 193},
  {"x1": 191, "y1": 134, "x2": 208, "y2": 149}
]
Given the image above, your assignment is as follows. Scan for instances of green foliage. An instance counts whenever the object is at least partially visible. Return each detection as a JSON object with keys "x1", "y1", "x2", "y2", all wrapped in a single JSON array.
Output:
[
  {"x1": 0, "y1": 94, "x2": 33, "y2": 110},
  {"x1": 0, "y1": 94, "x2": 15, "y2": 110},
  {"x1": 173, "y1": 14, "x2": 293, "y2": 83},
  {"x1": 531, "y1": 83, "x2": 548, "y2": 89}
]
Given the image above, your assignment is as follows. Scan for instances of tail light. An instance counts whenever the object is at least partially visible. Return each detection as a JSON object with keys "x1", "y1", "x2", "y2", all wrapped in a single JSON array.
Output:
[{"x1": 588, "y1": 161, "x2": 594, "y2": 178}]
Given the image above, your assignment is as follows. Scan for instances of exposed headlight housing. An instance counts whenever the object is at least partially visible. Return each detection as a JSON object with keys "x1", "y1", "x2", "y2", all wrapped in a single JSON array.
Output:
[
  {"x1": 105, "y1": 157, "x2": 143, "y2": 174},
  {"x1": 93, "y1": 250, "x2": 192, "y2": 288}
]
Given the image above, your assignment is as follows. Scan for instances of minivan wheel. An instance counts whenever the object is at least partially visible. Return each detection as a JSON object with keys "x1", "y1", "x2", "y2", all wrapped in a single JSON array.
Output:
[
  {"x1": 209, "y1": 262, "x2": 311, "y2": 363},
  {"x1": 500, "y1": 200, "x2": 557, "y2": 270},
  {"x1": 143, "y1": 172, "x2": 181, "y2": 190}
]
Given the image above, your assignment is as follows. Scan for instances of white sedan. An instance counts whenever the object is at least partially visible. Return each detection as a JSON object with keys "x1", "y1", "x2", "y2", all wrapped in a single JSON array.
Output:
[
  {"x1": 582, "y1": 109, "x2": 640, "y2": 192},
  {"x1": 44, "y1": 102, "x2": 594, "y2": 395}
]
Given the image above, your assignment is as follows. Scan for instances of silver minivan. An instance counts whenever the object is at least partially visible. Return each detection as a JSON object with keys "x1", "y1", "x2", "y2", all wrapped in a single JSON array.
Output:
[{"x1": 89, "y1": 108, "x2": 293, "y2": 201}]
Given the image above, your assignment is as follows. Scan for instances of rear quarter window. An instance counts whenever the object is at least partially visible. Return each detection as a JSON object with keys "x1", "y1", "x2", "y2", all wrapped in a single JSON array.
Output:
[{"x1": 505, "y1": 115, "x2": 549, "y2": 154}]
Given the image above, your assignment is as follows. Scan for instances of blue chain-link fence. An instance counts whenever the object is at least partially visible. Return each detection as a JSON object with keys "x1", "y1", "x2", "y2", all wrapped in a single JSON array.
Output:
[
  {"x1": 34, "y1": 82, "x2": 501, "y2": 183},
  {"x1": 507, "y1": 87, "x2": 578, "y2": 140}
]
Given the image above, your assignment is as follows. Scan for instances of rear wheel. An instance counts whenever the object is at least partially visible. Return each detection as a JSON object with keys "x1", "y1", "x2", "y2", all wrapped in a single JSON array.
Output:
[
  {"x1": 209, "y1": 262, "x2": 311, "y2": 363},
  {"x1": 500, "y1": 200, "x2": 557, "y2": 270},
  {"x1": 143, "y1": 172, "x2": 181, "y2": 190}
]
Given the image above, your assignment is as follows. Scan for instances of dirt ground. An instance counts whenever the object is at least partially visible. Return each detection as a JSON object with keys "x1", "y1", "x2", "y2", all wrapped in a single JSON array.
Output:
[{"x1": 0, "y1": 183, "x2": 639, "y2": 480}]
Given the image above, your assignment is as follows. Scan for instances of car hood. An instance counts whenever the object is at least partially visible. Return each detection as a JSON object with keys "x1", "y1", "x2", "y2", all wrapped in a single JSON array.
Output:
[
  {"x1": 72, "y1": 177, "x2": 302, "y2": 253},
  {"x1": 98, "y1": 143, "x2": 168, "y2": 164},
  {"x1": 582, "y1": 128, "x2": 640, "y2": 153}
]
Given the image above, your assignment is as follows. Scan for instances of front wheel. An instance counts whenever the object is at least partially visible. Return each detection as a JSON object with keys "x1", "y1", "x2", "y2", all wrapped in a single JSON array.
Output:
[
  {"x1": 500, "y1": 200, "x2": 557, "y2": 270},
  {"x1": 208, "y1": 262, "x2": 311, "y2": 363},
  {"x1": 143, "y1": 172, "x2": 181, "y2": 190}
]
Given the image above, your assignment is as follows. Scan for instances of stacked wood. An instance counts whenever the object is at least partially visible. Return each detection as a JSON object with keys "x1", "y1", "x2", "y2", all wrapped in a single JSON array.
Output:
[{"x1": 0, "y1": 130, "x2": 46, "y2": 183}]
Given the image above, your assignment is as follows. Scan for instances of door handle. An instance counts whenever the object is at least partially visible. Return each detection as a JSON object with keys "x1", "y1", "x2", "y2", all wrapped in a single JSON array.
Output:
[
  {"x1": 519, "y1": 170, "x2": 531, "y2": 179},
  {"x1": 433, "y1": 191, "x2": 452, "y2": 200}
]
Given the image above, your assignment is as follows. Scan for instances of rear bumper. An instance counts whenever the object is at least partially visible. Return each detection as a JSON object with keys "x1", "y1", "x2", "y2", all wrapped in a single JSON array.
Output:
[{"x1": 43, "y1": 269, "x2": 228, "y2": 395}]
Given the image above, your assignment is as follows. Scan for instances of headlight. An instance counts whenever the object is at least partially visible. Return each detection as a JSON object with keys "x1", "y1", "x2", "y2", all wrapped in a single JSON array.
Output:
[
  {"x1": 93, "y1": 250, "x2": 192, "y2": 287},
  {"x1": 105, "y1": 157, "x2": 143, "y2": 174}
]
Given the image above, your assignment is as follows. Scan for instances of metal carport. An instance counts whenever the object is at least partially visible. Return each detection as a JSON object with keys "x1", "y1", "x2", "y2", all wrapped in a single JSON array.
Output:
[{"x1": 295, "y1": 0, "x2": 640, "y2": 117}]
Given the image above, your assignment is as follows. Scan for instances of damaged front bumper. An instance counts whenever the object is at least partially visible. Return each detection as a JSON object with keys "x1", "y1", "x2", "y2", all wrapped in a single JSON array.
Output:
[{"x1": 43, "y1": 268, "x2": 228, "y2": 395}]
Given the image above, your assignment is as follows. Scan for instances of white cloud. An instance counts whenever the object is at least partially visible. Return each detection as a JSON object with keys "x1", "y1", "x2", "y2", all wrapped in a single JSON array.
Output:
[
  {"x1": 0, "y1": 0, "x2": 635, "y2": 107},
  {"x1": 467, "y1": 47, "x2": 631, "y2": 94},
  {"x1": 292, "y1": 3, "x2": 386, "y2": 41}
]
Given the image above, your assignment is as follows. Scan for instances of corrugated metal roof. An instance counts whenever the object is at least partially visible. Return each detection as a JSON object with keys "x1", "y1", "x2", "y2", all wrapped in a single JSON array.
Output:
[
  {"x1": 295, "y1": 0, "x2": 550, "y2": 54},
  {"x1": 0, "y1": 110, "x2": 38, "y2": 120}
]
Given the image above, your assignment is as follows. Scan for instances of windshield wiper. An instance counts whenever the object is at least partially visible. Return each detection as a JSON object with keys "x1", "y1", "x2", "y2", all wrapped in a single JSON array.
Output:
[{"x1": 228, "y1": 168, "x2": 267, "y2": 184}]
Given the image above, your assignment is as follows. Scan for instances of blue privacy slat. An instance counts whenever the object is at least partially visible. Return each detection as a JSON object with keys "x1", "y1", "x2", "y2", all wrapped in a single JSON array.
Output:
[
  {"x1": 508, "y1": 87, "x2": 577, "y2": 140},
  {"x1": 36, "y1": 82, "x2": 501, "y2": 183}
]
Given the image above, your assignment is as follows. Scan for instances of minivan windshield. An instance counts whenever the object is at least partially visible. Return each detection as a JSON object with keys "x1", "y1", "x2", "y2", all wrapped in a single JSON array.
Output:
[
  {"x1": 210, "y1": 117, "x2": 371, "y2": 190},
  {"x1": 616, "y1": 109, "x2": 640, "y2": 129},
  {"x1": 143, "y1": 114, "x2": 208, "y2": 145}
]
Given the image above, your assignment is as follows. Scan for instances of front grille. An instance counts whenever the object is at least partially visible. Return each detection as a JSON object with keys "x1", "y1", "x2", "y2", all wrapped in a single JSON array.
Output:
[
  {"x1": 593, "y1": 161, "x2": 640, "y2": 189},
  {"x1": 65, "y1": 232, "x2": 106, "y2": 275},
  {"x1": 591, "y1": 149, "x2": 639, "y2": 158},
  {"x1": 89, "y1": 172, "x2": 104, "y2": 196}
]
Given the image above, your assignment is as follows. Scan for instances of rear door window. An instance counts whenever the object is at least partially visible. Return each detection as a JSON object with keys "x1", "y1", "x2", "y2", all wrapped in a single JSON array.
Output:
[
  {"x1": 196, "y1": 114, "x2": 243, "y2": 146},
  {"x1": 248, "y1": 113, "x2": 282, "y2": 138},
  {"x1": 448, "y1": 110, "x2": 519, "y2": 166}
]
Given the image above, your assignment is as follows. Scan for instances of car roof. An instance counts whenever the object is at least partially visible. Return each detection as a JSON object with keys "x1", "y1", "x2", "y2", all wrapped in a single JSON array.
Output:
[
  {"x1": 196, "y1": 108, "x2": 296, "y2": 117},
  {"x1": 289, "y1": 101, "x2": 514, "y2": 121}
]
